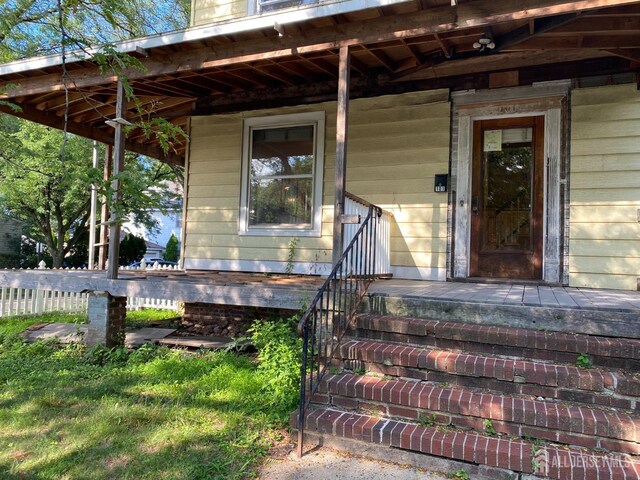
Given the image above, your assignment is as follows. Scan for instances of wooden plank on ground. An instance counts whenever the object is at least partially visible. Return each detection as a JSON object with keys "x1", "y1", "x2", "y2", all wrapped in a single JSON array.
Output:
[{"x1": 157, "y1": 335, "x2": 233, "y2": 350}]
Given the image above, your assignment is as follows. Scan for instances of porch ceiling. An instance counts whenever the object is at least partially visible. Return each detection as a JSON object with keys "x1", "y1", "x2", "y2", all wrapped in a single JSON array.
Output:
[{"x1": 0, "y1": 0, "x2": 639, "y2": 166}]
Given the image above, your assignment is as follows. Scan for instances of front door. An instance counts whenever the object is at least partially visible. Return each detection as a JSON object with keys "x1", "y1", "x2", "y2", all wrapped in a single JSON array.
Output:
[{"x1": 470, "y1": 116, "x2": 544, "y2": 279}]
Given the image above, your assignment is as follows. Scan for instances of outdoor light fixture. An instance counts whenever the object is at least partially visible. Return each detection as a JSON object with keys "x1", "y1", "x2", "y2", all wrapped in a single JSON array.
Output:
[
  {"x1": 274, "y1": 21, "x2": 285, "y2": 37},
  {"x1": 473, "y1": 35, "x2": 495, "y2": 52},
  {"x1": 105, "y1": 117, "x2": 133, "y2": 128}
]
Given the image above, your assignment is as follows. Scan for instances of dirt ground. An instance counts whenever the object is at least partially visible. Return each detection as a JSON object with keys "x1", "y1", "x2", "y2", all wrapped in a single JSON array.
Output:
[{"x1": 258, "y1": 445, "x2": 447, "y2": 480}]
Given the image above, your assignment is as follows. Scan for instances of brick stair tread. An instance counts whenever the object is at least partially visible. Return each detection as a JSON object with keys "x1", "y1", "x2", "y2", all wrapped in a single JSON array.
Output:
[
  {"x1": 297, "y1": 406, "x2": 640, "y2": 480},
  {"x1": 317, "y1": 373, "x2": 640, "y2": 447},
  {"x1": 339, "y1": 339, "x2": 640, "y2": 399},
  {"x1": 355, "y1": 314, "x2": 640, "y2": 361}
]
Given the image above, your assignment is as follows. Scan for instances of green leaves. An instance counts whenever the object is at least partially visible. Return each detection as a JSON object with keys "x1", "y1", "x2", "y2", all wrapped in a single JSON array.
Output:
[
  {"x1": 249, "y1": 316, "x2": 302, "y2": 413},
  {"x1": 0, "y1": 118, "x2": 181, "y2": 267}
]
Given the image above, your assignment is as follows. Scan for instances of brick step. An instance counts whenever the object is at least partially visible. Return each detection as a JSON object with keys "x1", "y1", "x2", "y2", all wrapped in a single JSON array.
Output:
[
  {"x1": 295, "y1": 407, "x2": 640, "y2": 480},
  {"x1": 352, "y1": 314, "x2": 640, "y2": 372},
  {"x1": 315, "y1": 373, "x2": 640, "y2": 454},
  {"x1": 337, "y1": 340, "x2": 640, "y2": 411}
]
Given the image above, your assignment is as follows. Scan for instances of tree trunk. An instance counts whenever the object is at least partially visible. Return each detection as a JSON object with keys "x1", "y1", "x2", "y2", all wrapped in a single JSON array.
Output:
[{"x1": 51, "y1": 249, "x2": 65, "y2": 268}]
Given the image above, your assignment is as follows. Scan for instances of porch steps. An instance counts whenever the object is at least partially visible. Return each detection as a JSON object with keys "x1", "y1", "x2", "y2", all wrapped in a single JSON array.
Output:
[
  {"x1": 297, "y1": 407, "x2": 640, "y2": 480},
  {"x1": 336, "y1": 341, "x2": 640, "y2": 412},
  {"x1": 294, "y1": 313, "x2": 640, "y2": 479},
  {"x1": 352, "y1": 314, "x2": 640, "y2": 372}
]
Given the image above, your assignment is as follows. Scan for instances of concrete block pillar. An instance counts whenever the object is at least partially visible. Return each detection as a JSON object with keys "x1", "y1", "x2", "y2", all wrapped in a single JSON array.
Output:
[{"x1": 86, "y1": 291, "x2": 127, "y2": 347}]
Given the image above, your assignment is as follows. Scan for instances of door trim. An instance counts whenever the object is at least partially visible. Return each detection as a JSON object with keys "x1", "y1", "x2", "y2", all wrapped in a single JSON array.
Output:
[{"x1": 451, "y1": 82, "x2": 568, "y2": 283}]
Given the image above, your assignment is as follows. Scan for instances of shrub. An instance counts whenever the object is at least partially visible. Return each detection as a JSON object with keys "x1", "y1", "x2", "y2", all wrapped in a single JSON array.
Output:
[
  {"x1": 248, "y1": 315, "x2": 302, "y2": 413},
  {"x1": 164, "y1": 233, "x2": 179, "y2": 262}
]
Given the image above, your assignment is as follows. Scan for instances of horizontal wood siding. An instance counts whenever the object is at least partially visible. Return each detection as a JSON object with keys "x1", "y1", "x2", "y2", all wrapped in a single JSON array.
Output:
[
  {"x1": 569, "y1": 84, "x2": 640, "y2": 290},
  {"x1": 185, "y1": 90, "x2": 451, "y2": 278},
  {"x1": 192, "y1": 0, "x2": 247, "y2": 26},
  {"x1": 0, "y1": 217, "x2": 21, "y2": 255}
]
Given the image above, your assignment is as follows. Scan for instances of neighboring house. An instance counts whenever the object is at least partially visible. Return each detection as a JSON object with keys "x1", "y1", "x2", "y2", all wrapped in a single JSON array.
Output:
[
  {"x1": 142, "y1": 241, "x2": 165, "y2": 261},
  {"x1": 0, "y1": 214, "x2": 22, "y2": 256},
  {"x1": 1, "y1": 0, "x2": 638, "y2": 290}
]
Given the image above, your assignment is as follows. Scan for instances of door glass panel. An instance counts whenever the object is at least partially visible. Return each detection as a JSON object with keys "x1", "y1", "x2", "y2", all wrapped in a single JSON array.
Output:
[{"x1": 481, "y1": 127, "x2": 533, "y2": 252}]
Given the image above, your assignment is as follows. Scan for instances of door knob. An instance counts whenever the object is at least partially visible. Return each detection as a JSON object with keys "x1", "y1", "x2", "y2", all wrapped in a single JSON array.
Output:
[{"x1": 471, "y1": 195, "x2": 479, "y2": 214}]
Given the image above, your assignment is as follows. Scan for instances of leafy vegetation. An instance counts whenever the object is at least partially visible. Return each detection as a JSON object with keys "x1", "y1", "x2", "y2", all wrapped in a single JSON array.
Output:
[
  {"x1": 483, "y1": 419, "x2": 497, "y2": 436},
  {"x1": 576, "y1": 353, "x2": 593, "y2": 369},
  {"x1": 248, "y1": 316, "x2": 302, "y2": 412},
  {"x1": 119, "y1": 233, "x2": 147, "y2": 266},
  {"x1": 0, "y1": 312, "x2": 294, "y2": 480},
  {"x1": 0, "y1": 118, "x2": 181, "y2": 268},
  {"x1": 417, "y1": 413, "x2": 438, "y2": 428},
  {"x1": 164, "y1": 233, "x2": 179, "y2": 262},
  {"x1": 448, "y1": 469, "x2": 470, "y2": 480}
]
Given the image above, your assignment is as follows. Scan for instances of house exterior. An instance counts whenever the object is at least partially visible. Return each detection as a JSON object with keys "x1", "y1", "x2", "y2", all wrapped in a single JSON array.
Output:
[
  {"x1": 0, "y1": 0, "x2": 638, "y2": 292},
  {"x1": 179, "y1": 0, "x2": 640, "y2": 290},
  {"x1": 1, "y1": 3, "x2": 640, "y2": 476},
  {"x1": 0, "y1": 214, "x2": 23, "y2": 268}
]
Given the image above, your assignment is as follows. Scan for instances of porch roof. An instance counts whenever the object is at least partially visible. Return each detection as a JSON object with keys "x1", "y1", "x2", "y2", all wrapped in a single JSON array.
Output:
[{"x1": 0, "y1": 0, "x2": 638, "y2": 165}]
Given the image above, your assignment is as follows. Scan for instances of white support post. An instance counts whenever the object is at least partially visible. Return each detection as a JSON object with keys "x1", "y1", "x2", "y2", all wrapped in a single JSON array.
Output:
[
  {"x1": 88, "y1": 141, "x2": 99, "y2": 269},
  {"x1": 0, "y1": 288, "x2": 5, "y2": 317}
]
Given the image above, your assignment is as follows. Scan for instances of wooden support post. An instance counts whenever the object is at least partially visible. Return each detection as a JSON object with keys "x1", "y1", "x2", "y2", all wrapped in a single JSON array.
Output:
[
  {"x1": 88, "y1": 141, "x2": 99, "y2": 269},
  {"x1": 106, "y1": 80, "x2": 127, "y2": 280},
  {"x1": 332, "y1": 46, "x2": 350, "y2": 267},
  {"x1": 98, "y1": 145, "x2": 112, "y2": 270}
]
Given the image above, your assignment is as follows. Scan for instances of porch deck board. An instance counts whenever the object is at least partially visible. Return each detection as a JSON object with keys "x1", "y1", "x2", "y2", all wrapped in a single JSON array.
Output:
[
  {"x1": 368, "y1": 280, "x2": 640, "y2": 313},
  {"x1": 1, "y1": 269, "x2": 639, "y2": 315},
  {"x1": 522, "y1": 285, "x2": 541, "y2": 306},
  {"x1": 549, "y1": 287, "x2": 579, "y2": 308}
]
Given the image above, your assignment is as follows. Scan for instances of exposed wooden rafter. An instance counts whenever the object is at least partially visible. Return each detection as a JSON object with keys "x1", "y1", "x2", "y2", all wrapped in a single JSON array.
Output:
[
  {"x1": 3, "y1": 0, "x2": 639, "y2": 99},
  {"x1": 0, "y1": 103, "x2": 183, "y2": 165}
]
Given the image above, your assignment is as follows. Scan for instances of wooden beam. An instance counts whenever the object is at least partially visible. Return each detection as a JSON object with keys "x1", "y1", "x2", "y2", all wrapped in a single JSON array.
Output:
[
  {"x1": 107, "y1": 80, "x2": 126, "y2": 280},
  {"x1": 98, "y1": 144, "x2": 112, "y2": 270},
  {"x1": 391, "y1": 12, "x2": 582, "y2": 81},
  {"x1": 604, "y1": 49, "x2": 640, "y2": 63},
  {"x1": 515, "y1": 36, "x2": 640, "y2": 49},
  {"x1": 333, "y1": 46, "x2": 350, "y2": 267},
  {"x1": 434, "y1": 33, "x2": 452, "y2": 58},
  {"x1": 3, "y1": 0, "x2": 639, "y2": 99},
  {"x1": 0, "y1": 103, "x2": 184, "y2": 165}
]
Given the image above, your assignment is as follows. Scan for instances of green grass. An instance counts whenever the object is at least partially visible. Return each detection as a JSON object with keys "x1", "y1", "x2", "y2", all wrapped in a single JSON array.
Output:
[
  {"x1": 0, "y1": 308, "x2": 179, "y2": 335},
  {"x1": 0, "y1": 312, "x2": 85, "y2": 336},
  {"x1": 126, "y1": 309, "x2": 180, "y2": 329},
  {"x1": 0, "y1": 312, "x2": 297, "y2": 480}
]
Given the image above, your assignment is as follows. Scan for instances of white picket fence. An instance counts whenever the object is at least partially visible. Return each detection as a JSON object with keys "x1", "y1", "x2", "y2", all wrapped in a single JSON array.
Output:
[
  {"x1": 0, "y1": 261, "x2": 179, "y2": 318},
  {"x1": 0, "y1": 288, "x2": 87, "y2": 317},
  {"x1": 0, "y1": 287, "x2": 177, "y2": 318}
]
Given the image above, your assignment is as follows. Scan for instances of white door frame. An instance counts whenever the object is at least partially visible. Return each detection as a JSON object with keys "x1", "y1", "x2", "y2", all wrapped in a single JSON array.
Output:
[{"x1": 451, "y1": 81, "x2": 570, "y2": 283}]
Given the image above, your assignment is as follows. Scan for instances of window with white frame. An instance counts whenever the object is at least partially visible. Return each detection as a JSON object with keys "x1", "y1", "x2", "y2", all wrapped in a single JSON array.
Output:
[
  {"x1": 253, "y1": 0, "x2": 316, "y2": 14},
  {"x1": 239, "y1": 112, "x2": 325, "y2": 236}
]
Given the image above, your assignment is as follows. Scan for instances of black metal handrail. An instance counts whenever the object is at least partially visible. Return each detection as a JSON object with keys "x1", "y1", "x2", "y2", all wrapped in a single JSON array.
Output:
[{"x1": 296, "y1": 202, "x2": 382, "y2": 456}]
